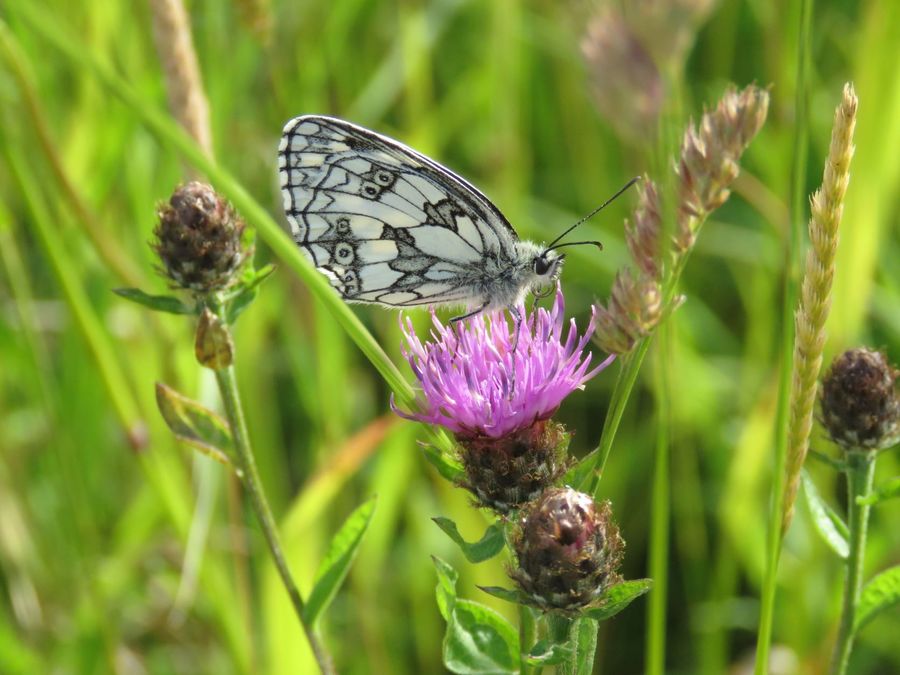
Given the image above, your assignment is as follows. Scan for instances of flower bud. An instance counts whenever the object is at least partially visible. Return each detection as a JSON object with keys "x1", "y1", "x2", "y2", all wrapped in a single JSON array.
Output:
[
  {"x1": 457, "y1": 420, "x2": 569, "y2": 514},
  {"x1": 195, "y1": 308, "x2": 234, "y2": 370},
  {"x1": 820, "y1": 348, "x2": 900, "y2": 451},
  {"x1": 510, "y1": 487, "x2": 623, "y2": 612},
  {"x1": 154, "y1": 182, "x2": 250, "y2": 293}
]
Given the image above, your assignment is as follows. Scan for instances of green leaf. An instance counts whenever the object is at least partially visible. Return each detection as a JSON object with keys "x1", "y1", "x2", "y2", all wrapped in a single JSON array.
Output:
[
  {"x1": 802, "y1": 470, "x2": 849, "y2": 558},
  {"x1": 568, "y1": 618, "x2": 599, "y2": 675},
  {"x1": 857, "y1": 476, "x2": 900, "y2": 506},
  {"x1": 433, "y1": 556, "x2": 459, "y2": 621},
  {"x1": 433, "y1": 518, "x2": 505, "y2": 563},
  {"x1": 225, "y1": 263, "x2": 275, "y2": 323},
  {"x1": 583, "y1": 579, "x2": 653, "y2": 621},
  {"x1": 114, "y1": 287, "x2": 193, "y2": 315},
  {"x1": 477, "y1": 585, "x2": 526, "y2": 605},
  {"x1": 565, "y1": 448, "x2": 598, "y2": 491},
  {"x1": 854, "y1": 565, "x2": 900, "y2": 633},
  {"x1": 421, "y1": 441, "x2": 466, "y2": 483},
  {"x1": 525, "y1": 639, "x2": 573, "y2": 666},
  {"x1": 155, "y1": 382, "x2": 234, "y2": 465},
  {"x1": 808, "y1": 448, "x2": 848, "y2": 471},
  {"x1": 444, "y1": 599, "x2": 520, "y2": 674},
  {"x1": 434, "y1": 559, "x2": 520, "y2": 674},
  {"x1": 303, "y1": 496, "x2": 377, "y2": 627}
]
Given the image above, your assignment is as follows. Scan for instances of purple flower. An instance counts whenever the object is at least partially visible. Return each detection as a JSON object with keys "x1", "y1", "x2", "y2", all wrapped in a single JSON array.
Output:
[{"x1": 394, "y1": 287, "x2": 613, "y2": 439}]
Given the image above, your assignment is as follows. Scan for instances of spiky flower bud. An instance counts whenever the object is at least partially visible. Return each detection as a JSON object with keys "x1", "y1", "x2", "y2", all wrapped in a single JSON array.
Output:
[
  {"x1": 510, "y1": 488, "x2": 623, "y2": 612},
  {"x1": 820, "y1": 348, "x2": 900, "y2": 452},
  {"x1": 154, "y1": 182, "x2": 250, "y2": 293},
  {"x1": 457, "y1": 420, "x2": 569, "y2": 514}
]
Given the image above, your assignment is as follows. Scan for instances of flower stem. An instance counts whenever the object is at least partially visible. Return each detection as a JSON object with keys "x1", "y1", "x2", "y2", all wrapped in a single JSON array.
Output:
[
  {"x1": 212, "y1": 322, "x2": 335, "y2": 675},
  {"x1": 830, "y1": 453, "x2": 876, "y2": 675}
]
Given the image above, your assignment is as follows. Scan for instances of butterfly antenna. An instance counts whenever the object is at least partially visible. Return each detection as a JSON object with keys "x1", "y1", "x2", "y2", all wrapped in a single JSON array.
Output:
[
  {"x1": 547, "y1": 240, "x2": 604, "y2": 251},
  {"x1": 544, "y1": 176, "x2": 641, "y2": 251}
]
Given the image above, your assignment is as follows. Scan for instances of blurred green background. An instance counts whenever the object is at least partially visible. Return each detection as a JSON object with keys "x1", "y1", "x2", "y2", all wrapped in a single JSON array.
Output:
[{"x1": 1, "y1": 0, "x2": 899, "y2": 673}]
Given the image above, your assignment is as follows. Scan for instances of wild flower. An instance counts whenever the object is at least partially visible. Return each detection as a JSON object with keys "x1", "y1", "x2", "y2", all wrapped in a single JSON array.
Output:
[
  {"x1": 153, "y1": 181, "x2": 251, "y2": 293},
  {"x1": 510, "y1": 487, "x2": 624, "y2": 612},
  {"x1": 820, "y1": 347, "x2": 899, "y2": 452},
  {"x1": 394, "y1": 288, "x2": 613, "y2": 512}
]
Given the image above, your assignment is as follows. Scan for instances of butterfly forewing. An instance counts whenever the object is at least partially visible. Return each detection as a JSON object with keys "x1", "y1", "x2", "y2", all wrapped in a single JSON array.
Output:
[{"x1": 278, "y1": 115, "x2": 521, "y2": 308}]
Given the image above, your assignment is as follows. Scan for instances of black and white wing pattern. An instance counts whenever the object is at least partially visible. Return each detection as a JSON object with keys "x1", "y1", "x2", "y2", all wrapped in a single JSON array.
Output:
[{"x1": 277, "y1": 115, "x2": 523, "y2": 308}]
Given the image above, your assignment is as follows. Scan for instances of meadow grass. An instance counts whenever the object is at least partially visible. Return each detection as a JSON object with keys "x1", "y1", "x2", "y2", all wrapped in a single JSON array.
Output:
[{"x1": 1, "y1": 1, "x2": 899, "y2": 673}]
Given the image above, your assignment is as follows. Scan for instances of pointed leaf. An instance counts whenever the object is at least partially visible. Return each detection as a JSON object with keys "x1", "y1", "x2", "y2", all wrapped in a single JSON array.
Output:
[
  {"x1": 225, "y1": 264, "x2": 275, "y2": 323},
  {"x1": 802, "y1": 470, "x2": 849, "y2": 558},
  {"x1": 420, "y1": 442, "x2": 465, "y2": 483},
  {"x1": 114, "y1": 288, "x2": 193, "y2": 315},
  {"x1": 857, "y1": 476, "x2": 900, "y2": 506},
  {"x1": 525, "y1": 639, "x2": 573, "y2": 666},
  {"x1": 155, "y1": 382, "x2": 234, "y2": 462},
  {"x1": 433, "y1": 555, "x2": 459, "y2": 621},
  {"x1": 855, "y1": 565, "x2": 900, "y2": 633},
  {"x1": 303, "y1": 496, "x2": 377, "y2": 627},
  {"x1": 568, "y1": 618, "x2": 599, "y2": 675},
  {"x1": 444, "y1": 599, "x2": 520, "y2": 674},
  {"x1": 433, "y1": 518, "x2": 505, "y2": 563},
  {"x1": 566, "y1": 448, "x2": 598, "y2": 491},
  {"x1": 477, "y1": 585, "x2": 526, "y2": 604},
  {"x1": 583, "y1": 579, "x2": 653, "y2": 621}
]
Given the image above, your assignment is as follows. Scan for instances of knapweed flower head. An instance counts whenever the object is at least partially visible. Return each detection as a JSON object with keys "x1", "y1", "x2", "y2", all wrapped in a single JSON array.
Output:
[
  {"x1": 396, "y1": 287, "x2": 611, "y2": 438},
  {"x1": 510, "y1": 487, "x2": 624, "y2": 613},
  {"x1": 154, "y1": 182, "x2": 250, "y2": 293},
  {"x1": 820, "y1": 347, "x2": 900, "y2": 452},
  {"x1": 394, "y1": 288, "x2": 613, "y2": 513}
]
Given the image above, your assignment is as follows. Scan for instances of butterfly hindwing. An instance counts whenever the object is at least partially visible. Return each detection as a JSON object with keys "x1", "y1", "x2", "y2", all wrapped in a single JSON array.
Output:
[{"x1": 278, "y1": 115, "x2": 521, "y2": 307}]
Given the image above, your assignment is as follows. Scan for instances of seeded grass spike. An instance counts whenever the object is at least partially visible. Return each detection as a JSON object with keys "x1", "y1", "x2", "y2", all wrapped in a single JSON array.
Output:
[
  {"x1": 592, "y1": 85, "x2": 769, "y2": 355},
  {"x1": 782, "y1": 83, "x2": 858, "y2": 532}
]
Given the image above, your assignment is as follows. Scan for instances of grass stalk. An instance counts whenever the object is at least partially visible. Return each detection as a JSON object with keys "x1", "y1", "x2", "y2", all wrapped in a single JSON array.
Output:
[
  {"x1": 5, "y1": 2, "x2": 416, "y2": 408},
  {"x1": 645, "y1": 326, "x2": 671, "y2": 675},
  {"x1": 754, "y1": 1, "x2": 814, "y2": 670},
  {"x1": 2, "y1": 140, "x2": 146, "y2": 447}
]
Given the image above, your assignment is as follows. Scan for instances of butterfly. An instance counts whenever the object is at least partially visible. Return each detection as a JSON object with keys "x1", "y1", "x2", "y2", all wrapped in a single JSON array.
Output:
[{"x1": 278, "y1": 115, "x2": 616, "y2": 321}]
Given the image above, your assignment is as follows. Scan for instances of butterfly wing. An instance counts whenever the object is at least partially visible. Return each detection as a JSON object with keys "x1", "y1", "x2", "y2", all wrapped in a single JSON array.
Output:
[{"x1": 278, "y1": 115, "x2": 520, "y2": 308}]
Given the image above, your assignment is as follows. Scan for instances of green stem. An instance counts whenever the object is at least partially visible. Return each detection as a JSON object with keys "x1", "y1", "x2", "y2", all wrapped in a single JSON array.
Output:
[
  {"x1": 211, "y1": 315, "x2": 335, "y2": 675},
  {"x1": 830, "y1": 453, "x2": 876, "y2": 675},
  {"x1": 584, "y1": 339, "x2": 652, "y2": 496},
  {"x1": 754, "y1": 0, "x2": 813, "y2": 671},
  {"x1": 645, "y1": 328, "x2": 671, "y2": 675}
]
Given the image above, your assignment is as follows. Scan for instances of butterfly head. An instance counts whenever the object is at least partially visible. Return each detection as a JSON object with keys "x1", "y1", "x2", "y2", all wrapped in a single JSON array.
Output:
[{"x1": 532, "y1": 249, "x2": 565, "y2": 282}]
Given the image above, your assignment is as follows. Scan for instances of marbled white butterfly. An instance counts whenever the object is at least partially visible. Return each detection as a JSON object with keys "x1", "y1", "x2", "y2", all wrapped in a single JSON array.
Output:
[{"x1": 278, "y1": 115, "x2": 625, "y2": 321}]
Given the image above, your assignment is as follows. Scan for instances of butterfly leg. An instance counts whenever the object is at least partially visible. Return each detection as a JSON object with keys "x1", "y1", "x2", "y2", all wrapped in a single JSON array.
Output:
[{"x1": 450, "y1": 302, "x2": 489, "y2": 324}]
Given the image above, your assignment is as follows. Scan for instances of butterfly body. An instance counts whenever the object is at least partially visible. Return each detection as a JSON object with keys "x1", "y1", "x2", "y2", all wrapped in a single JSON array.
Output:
[{"x1": 278, "y1": 115, "x2": 563, "y2": 318}]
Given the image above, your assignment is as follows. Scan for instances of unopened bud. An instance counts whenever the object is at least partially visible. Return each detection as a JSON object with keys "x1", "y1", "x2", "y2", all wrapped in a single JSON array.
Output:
[
  {"x1": 154, "y1": 182, "x2": 250, "y2": 293},
  {"x1": 820, "y1": 348, "x2": 900, "y2": 451},
  {"x1": 510, "y1": 487, "x2": 624, "y2": 612},
  {"x1": 195, "y1": 308, "x2": 234, "y2": 370}
]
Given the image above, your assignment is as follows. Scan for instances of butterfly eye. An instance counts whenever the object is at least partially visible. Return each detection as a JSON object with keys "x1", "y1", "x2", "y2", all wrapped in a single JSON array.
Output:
[{"x1": 533, "y1": 256, "x2": 552, "y2": 276}]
